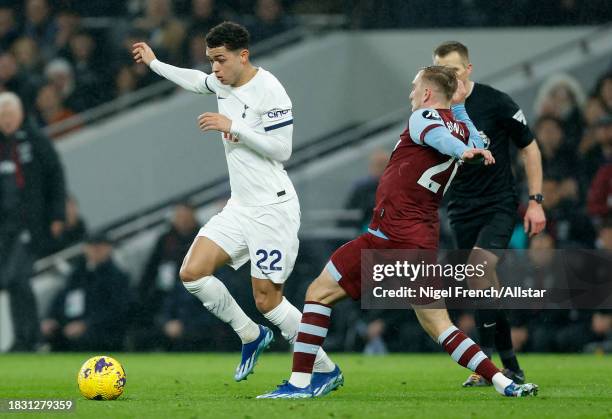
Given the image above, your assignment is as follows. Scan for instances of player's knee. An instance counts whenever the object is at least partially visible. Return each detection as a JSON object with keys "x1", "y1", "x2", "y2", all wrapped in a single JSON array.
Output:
[
  {"x1": 179, "y1": 261, "x2": 214, "y2": 282},
  {"x1": 305, "y1": 276, "x2": 332, "y2": 303}
]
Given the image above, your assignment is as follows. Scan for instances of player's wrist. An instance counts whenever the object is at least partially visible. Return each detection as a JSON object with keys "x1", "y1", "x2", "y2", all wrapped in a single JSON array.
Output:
[
  {"x1": 229, "y1": 118, "x2": 243, "y2": 137},
  {"x1": 528, "y1": 194, "x2": 544, "y2": 205}
]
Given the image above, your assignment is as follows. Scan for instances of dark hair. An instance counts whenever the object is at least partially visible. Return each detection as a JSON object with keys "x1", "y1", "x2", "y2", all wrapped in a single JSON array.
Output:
[
  {"x1": 205, "y1": 21, "x2": 249, "y2": 51},
  {"x1": 420, "y1": 65, "x2": 458, "y2": 101},
  {"x1": 433, "y1": 41, "x2": 469, "y2": 62}
]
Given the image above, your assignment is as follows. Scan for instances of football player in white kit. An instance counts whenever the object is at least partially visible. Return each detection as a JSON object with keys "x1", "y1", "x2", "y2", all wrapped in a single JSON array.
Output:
[{"x1": 133, "y1": 22, "x2": 340, "y2": 392}]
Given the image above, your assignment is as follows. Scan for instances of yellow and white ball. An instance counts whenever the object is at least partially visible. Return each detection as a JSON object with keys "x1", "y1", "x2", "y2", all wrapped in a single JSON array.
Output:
[{"x1": 77, "y1": 356, "x2": 126, "y2": 400}]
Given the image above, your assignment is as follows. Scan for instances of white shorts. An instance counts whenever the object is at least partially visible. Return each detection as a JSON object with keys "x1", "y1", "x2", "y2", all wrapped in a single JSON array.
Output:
[{"x1": 198, "y1": 197, "x2": 300, "y2": 284}]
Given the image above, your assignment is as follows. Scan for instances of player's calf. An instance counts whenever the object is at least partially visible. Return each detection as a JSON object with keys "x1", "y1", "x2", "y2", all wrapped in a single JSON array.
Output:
[{"x1": 251, "y1": 277, "x2": 284, "y2": 313}]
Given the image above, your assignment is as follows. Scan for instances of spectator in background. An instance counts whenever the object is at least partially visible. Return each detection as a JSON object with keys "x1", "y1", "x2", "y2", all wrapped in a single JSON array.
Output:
[
  {"x1": 53, "y1": 9, "x2": 81, "y2": 54},
  {"x1": 34, "y1": 83, "x2": 78, "y2": 138},
  {"x1": 0, "y1": 7, "x2": 19, "y2": 51},
  {"x1": 115, "y1": 65, "x2": 139, "y2": 98},
  {"x1": 534, "y1": 73, "x2": 585, "y2": 147},
  {"x1": 535, "y1": 116, "x2": 574, "y2": 179},
  {"x1": 40, "y1": 233, "x2": 130, "y2": 351},
  {"x1": 44, "y1": 58, "x2": 88, "y2": 114},
  {"x1": 185, "y1": 35, "x2": 208, "y2": 68},
  {"x1": 542, "y1": 176, "x2": 595, "y2": 247},
  {"x1": 583, "y1": 96, "x2": 608, "y2": 128},
  {"x1": 584, "y1": 311, "x2": 612, "y2": 354},
  {"x1": 133, "y1": 202, "x2": 200, "y2": 349},
  {"x1": 187, "y1": 0, "x2": 222, "y2": 38},
  {"x1": 52, "y1": 195, "x2": 87, "y2": 252},
  {"x1": 117, "y1": 29, "x2": 158, "y2": 89},
  {"x1": 579, "y1": 96, "x2": 608, "y2": 158},
  {"x1": 0, "y1": 53, "x2": 39, "y2": 108},
  {"x1": 133, "y1": 0, "x2": 186, "y2": 63},
  {"x1": 595, "y1": 72, "x2": 612, "y2": 113},
  {"x1": 0, "y1": 92, "x2": 66, "y2": 351},
  {"x1": 248, "y1": 0, "x2": 292, "y2": 44},
  {"x1": 587, "y1": 119, "x2": 612, "y2": 224},
  {"x1": 341, "y1": 149, "x2": 389, "y2": 231},
  {"x1": 505, "y1": 233, "x2": 590, "y2": 352},
  {"x1": 11, "y1": 37, "x2": 44, "y2": 80},
  {"x1": 580, "y1": 115, "x2": 612, "y2": 189},
  {"x1": 157, "y1": 279, "x2": 224, "y2": 351},
  {"x1": 66, "y1": 31, "x2": 106, "y2": 110},
  {"x1": 23, "y1": 0, "x2": 57, "y2": 60}
]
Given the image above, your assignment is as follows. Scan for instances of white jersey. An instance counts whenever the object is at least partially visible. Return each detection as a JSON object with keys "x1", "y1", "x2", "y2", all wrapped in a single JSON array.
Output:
[{"x1": 150, "y1": 60, "x2": 296, "y2": 206}]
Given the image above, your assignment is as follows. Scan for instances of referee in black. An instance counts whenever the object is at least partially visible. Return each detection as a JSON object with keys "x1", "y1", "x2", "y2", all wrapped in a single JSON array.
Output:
[{"x1": 433, "y1": 42, "x2": 547, "y2": 387}]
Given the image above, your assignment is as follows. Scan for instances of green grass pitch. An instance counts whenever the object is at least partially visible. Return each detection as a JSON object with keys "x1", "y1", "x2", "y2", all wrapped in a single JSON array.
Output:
[{"x1": 1, "y1": 353, "x2": 611, "y2": 418}]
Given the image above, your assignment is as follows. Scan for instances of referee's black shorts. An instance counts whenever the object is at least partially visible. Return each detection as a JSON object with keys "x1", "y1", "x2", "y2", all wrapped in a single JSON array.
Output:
[{"x1": 448, "y1": 195, "x2": 518, "y2": 252}]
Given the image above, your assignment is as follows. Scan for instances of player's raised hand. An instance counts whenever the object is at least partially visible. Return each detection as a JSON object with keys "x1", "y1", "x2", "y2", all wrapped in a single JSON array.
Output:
[
  {"x1": 461, "y1": 148, "x2": 495, "y2": 165},
  {"x1": 132, "y1": 42, "x2": 156, "y2": 66},
  {"x1": 451, "y1": 79, "x2": 468, "y2": 105},
  {"x1": 198, "y1": 112, "x2": 232, "y2": 134}
]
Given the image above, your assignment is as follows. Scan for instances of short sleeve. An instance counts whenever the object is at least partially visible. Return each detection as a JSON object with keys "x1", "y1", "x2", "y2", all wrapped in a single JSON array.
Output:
[
  {"x1": 498, "y1": 92, "x2": 534, "y2": 148},
  {"x1": 408, "y1": 109, "x2": 445, "y2": 144}
]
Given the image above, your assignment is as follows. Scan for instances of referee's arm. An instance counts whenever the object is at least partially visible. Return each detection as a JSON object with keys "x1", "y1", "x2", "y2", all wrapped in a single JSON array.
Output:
[
  {"x1": 520, "y1": 141, "x2": 546, "y2": 237},
  {"x1": 499, "y1": 92, "x2": 546, "y2": 238}
]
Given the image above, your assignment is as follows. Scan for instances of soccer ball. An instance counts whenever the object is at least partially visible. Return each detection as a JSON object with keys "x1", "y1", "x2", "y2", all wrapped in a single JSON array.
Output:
[{"x1": 77, "y1": 356, "x2": 126, "y2": 400}]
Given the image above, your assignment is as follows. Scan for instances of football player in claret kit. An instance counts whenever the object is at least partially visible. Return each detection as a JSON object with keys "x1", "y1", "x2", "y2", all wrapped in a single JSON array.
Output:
[
  {"x1": 434, "y1": 41, "x2": 546, "y2": 387},
  {"x1": 133, "y1": 21, "x2": 336, "y2": 383},
  {"x1": 258, "y1": 66, "x2": 539, "y2": 399}
]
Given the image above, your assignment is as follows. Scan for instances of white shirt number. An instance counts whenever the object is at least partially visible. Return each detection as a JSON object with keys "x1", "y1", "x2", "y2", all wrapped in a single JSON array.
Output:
[{"x1": 417, "y1": 158, "x2": 459, "y2": 194}]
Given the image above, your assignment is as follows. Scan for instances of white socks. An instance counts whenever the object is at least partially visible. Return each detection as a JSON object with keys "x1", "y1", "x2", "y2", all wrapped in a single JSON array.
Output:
[
  {"x1": 183, "y1": 276, "x2": 260, "y2": 344},
  {"x1": 184, "y1": 277, "x2": 336, "y2": 376},
  {"x1": 263, "y1": 297, "x2": 335, "y2": 374},
  {"x1": 492, "y1": 372, "x2": 513, "y2": 394},
  {"x1": 289, "y1": 372, "x2": 311, "y2": 388}
]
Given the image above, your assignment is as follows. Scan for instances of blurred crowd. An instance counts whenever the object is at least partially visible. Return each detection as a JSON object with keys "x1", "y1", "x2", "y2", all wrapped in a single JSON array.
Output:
[
  {"x1": 0, "y1": 0, "x2": 295, "y2": 139},
  {"x1": 2, "y1": 1, "x2": 611, "y2": 141}
]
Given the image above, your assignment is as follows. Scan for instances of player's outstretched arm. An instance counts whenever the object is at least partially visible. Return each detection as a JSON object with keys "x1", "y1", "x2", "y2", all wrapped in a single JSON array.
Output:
[
  {"x1": 409, "y1": 110, "x2": 471, "y2": 160},
  {"x1": 132, "y1": 42, "x2": 213, "y2": 95},
  {"x1": 449, "y1": 80, "x2": 484, "y2": 148},
  {"x1": 450, "y1": 103, "x2": 484, "y2": 149}
]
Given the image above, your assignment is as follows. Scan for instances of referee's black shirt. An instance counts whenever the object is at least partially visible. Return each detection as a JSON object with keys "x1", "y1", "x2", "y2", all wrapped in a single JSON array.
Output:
[{"x1": 447, "y1": 82, "x2": 534, "y2": 220}]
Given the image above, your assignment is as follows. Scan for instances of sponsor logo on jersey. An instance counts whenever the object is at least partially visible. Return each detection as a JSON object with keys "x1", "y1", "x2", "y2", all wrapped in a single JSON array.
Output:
[
  {"x1": 422, "y1": 109, "x2": 441, "y2": 121},
  {"x1": 267, "y1": 108, "x2": 291, "y2": 119}
]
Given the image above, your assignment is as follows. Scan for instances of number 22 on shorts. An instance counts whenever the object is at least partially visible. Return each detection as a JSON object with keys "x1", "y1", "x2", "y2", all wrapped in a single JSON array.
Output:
[{"x1": 255, "y1": 249, "x2": 283, "y2": 272}]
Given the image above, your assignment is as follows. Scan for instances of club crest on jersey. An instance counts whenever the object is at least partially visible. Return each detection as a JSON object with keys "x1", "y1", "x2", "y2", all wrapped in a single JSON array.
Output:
[{"x1": 422, "y1": 109, "x2": 441, "y2": 121}]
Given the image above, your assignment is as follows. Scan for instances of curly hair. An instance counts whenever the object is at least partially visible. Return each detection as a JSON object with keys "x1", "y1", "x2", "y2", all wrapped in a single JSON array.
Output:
[{"x1": 205, "y1": 21, "x2": 250, "y2": 51}]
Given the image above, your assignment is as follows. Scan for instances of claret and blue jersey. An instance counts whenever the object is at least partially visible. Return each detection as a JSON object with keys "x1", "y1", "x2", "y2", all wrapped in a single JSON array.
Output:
[{"x1": 368, "y1": 105, "x2": 482, "y2": 247}]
